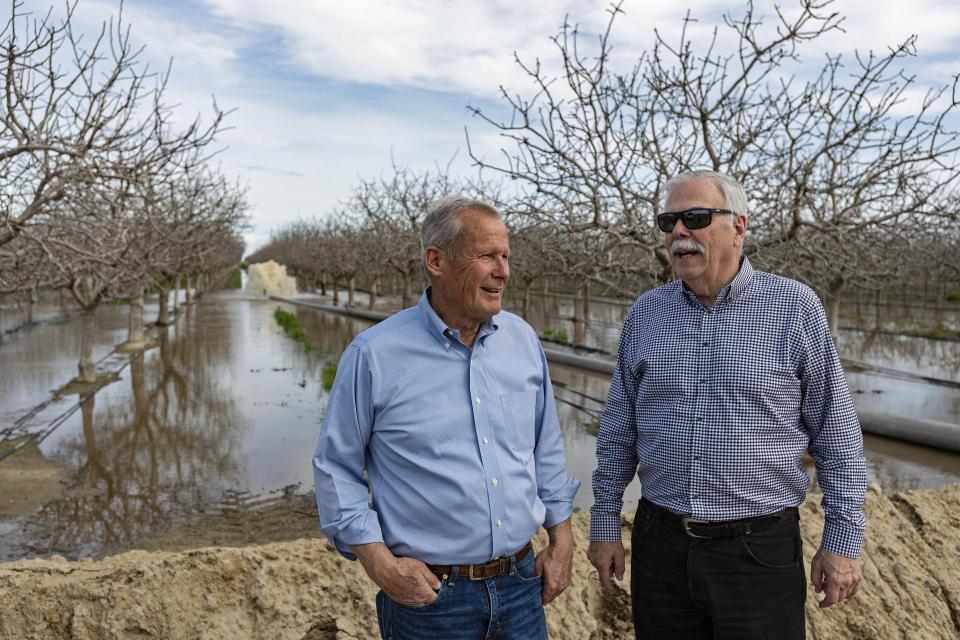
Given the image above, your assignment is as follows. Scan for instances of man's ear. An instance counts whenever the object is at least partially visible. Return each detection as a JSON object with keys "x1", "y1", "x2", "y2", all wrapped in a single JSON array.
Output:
[
  {"x1": 734, "y1": 214, "x2": 748, "y2": 246},
  {"x1": 424, "y1": 245, "x2": 446, "y2": 278}
]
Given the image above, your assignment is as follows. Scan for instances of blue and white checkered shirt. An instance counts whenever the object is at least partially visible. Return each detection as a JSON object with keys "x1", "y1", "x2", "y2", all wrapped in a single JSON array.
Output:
[{"x1": 590, "y1": 257, "x2": 867, "y2": 557}]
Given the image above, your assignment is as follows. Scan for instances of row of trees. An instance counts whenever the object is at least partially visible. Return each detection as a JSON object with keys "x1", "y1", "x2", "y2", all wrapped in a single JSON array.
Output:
[
  {"x1": 251, "y1": 0, "x2": 960, "y2": 337},
  {"x1": 0, "y1": 1, "x2": 248, "y2": 382}
]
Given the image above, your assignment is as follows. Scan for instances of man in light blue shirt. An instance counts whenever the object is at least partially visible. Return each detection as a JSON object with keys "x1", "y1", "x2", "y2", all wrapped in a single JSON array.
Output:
[{"x1": 313, "y1": 197, "x2": 580, "y2": 639}]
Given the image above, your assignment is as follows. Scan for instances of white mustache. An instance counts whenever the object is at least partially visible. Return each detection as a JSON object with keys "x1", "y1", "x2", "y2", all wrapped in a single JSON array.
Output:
[{"x1": 670, "y1": 238, "x2": 705, "y2": 256}]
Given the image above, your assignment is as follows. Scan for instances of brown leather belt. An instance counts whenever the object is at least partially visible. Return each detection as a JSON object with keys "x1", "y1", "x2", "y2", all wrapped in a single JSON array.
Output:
[
  {"x1": 427, "y1": 542, "x2": 532, "y2": 580},
  {"x1": 642, "y1": 497, "x2": 798, "y2": 539}
]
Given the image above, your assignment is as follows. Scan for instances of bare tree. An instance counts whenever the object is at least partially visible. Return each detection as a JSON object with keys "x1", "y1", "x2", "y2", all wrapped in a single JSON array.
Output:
[
  {"x1": 468, "y1": 0, "x2": 960, "y2": 332},
  {"x1": 351, "y1": 164, "x2": 457, "y2": 307}
]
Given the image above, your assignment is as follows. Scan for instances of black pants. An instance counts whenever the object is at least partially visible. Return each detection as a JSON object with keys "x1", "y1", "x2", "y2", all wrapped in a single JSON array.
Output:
[{"x1": 631, "y1": 499, "x2": 806, "y2": 640}]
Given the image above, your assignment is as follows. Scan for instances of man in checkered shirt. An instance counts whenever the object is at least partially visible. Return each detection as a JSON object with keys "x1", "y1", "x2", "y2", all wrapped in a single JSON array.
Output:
[{"x1": 587, "y1": 170, "x2": 867, "y2": 639}]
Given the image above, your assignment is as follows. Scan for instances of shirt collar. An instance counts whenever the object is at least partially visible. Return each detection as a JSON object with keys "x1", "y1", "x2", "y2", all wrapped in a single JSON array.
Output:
[
  {"x1": 679, "y1": 255, "x2": 755, "y2": 308},
  {"x1": 417, "y1": 287, "x2": 500, "y2": 347}
]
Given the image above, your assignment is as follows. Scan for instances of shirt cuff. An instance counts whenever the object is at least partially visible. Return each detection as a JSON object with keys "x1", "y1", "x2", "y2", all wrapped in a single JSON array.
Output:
[
  {"x1": 320, "y1": 510, "x2": 384, "y2": 561},
  {"x1": 541, "y1": 476, "x2": 581, "y2": 528},
  {"x1": 820, "y1": 517, "x2": 864, "y2": 558},
  {"x1": 589, "y1": 511, "x2": 623, "y2": 542}
]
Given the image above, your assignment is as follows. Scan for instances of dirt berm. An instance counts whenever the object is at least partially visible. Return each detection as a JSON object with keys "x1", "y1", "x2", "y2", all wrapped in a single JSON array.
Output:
[{"x1": 1, "y1": 484, "x2": 958, "y2": 639}]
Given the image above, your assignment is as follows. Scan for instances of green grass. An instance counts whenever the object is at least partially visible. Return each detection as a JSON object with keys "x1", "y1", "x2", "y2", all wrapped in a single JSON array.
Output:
[
  {"x1": 322, "y1": 362, "x2": 337, "y2": 391},
  {"x1": 273, "y1": 308, "x2": 315, "y2": 351},
  {"x1": 541, "y1": 328, "x2": 570, "y2": 342},
  {"x1": 926, "y1": 325, "x2": 960, "y2": 340},
  {"x1": 838, "y1": 312, "x2": 864, "y2": 323},
  {"x1": 228, "y1": 267, "x2": 243, "y2": 289},
  {"x1": 947, "y1": 291, "x2": 960, "y2": 303}
]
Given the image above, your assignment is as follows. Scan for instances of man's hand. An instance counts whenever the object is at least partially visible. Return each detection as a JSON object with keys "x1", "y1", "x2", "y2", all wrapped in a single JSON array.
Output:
[
  {"x1": 351, "y1": 542, "x2": 441, "y2": 607},
  {"x1": 587, "y1": 540, "x2": 625, "y2": 594},
  {"x1": 810, "y1": 548, "x2": 862, "y2": 608},
  {"x1": 537, "y1": 519, "x2": 574, "y2": 604}
]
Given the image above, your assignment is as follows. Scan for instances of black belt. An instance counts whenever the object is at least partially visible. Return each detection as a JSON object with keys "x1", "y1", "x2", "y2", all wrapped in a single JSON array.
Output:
[
  {"x1": 642, "y1": 497, "x2": 798, "y2": 539},
  {"x1": 427, "y1": 542, "x2": 532, "y2": 580}
]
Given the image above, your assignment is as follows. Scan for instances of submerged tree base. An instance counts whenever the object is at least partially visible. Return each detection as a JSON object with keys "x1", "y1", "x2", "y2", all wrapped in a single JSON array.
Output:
[
  {"x1": 115, "y1": 338, "x2": 159, "y2": 353},
  {"x1": 57, "y1": 371, "x2": 121, "y2": 397}
]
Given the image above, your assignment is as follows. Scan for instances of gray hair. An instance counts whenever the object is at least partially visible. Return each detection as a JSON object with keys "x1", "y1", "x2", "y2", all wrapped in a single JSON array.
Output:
[
  {"x1": 420, "y1": 197, "x2": 502, "y2": 258},
  {"x1": 664, "y1": 170, "x2": 748, "y2": 224}
]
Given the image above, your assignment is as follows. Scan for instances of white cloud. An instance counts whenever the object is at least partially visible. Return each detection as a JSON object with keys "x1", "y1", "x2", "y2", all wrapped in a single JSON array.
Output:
[
  {"x1": 13, "y1": 0, "x2": 242, "y2": 85},
  {"x1": 197, "y1": 0, "x2": 662, "y2": 97}
]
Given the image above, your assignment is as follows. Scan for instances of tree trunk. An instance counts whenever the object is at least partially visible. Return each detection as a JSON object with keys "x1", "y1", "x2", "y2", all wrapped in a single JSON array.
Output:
[
  {"x1": 26, "y1": 290, "x2": 37, "y2": 324},
  {"x1": 573, "y1": 281, "x2": 587, "y2": 345},
  {"x1": 185, "y1": 275, "x2": 193, "y2": 305},
  {"x1": 348, "y1": 275, "x2": 356, "y2": 307},
  {"x1": 580, "y1": 279, "x2": 591, "y2": 325},
  {"x1": 824, "y1": 295, "x2": 840, "y2": 338},
  {"x1": 128, "y1": 289, "x2": 145, "y2": 344},
  {"x1": 824, "y1": 279, "x2": 845, "y2": 340},
  {"x1": 77, "y1": 307, "x2": 97, "y2": 383},
  {"x1": 332, "y1": 279, "x2": 340, "y2": 305},
  {"x1": 368, "y1": 277, "x2": 379, "y2": 310},
  {"x1": 156, "y1": 284, "x2": 170, "y2": 326},
  {"x1": 319, "y1": 274, "x2": 327, "y2": 296},
  {"x1": 402, "y1": 273, "x2": 412, "y2": 308},
  {"x1": 522, "y1": 282, "x2": 532, "y2": 318},
  {"x1": 173, "y1": 276, "x2": 181, "y2": 314}
]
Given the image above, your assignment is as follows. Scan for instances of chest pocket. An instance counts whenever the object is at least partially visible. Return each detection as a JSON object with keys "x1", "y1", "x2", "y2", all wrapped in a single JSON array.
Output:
[{"x1": 500, "y1": 390, "x2": 538, "y2": 459}]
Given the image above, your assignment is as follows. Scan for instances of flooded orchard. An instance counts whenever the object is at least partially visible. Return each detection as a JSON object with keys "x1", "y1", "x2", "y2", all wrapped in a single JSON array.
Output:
[{"x1": 1, "y1": 284, "x2": 959, "y2": 562}]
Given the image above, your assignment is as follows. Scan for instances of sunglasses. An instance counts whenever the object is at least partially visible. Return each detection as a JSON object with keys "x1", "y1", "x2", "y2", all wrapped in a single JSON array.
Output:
[{"x1": 657, "y1": 208, "x2": 734, "y2": 232}]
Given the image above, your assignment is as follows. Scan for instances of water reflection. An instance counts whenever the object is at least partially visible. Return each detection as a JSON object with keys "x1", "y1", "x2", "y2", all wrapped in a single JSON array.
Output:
[
  {"x1": 840, "y1": 297, "x2": 960, "y2": 333},
  {"x1": 1, "y1": 291, "x2": 958, "y2": 560},
  {"x1": 17, "y1": 319, "x2": 246, "y2": 558},
  {"x1": 838, "y1": 330, "x2": 960, "y2": 381},
  {"x1": 1, "y1": 295, "x2": 351, "y2": 560}
]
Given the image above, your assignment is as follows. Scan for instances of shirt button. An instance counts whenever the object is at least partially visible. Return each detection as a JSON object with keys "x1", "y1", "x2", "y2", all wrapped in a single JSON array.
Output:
[
  {"x1": 702, "y1": 341, "x2": 709, "y2": 347},
  {"x1": 492, "y1": 478, "x2": 498, "y2": 486},
  {"x1": 483, "y1": 437, "x2": 489, "y2": 445},
  {"x1": 475, "y1": 398, "x2": 481, "y2": 405},
  {"x1": 444, "y1": 342, "x2": 451, "y2": 349},
  {"x1": 695, "y1": 416, "x2": 703, "y2": 422},
  {"x1": 496, "y1": 520, "x2": 502, "y2": 528},
  {"x1": 699, "y1": 378, "x2": 707, "y2": 384}
]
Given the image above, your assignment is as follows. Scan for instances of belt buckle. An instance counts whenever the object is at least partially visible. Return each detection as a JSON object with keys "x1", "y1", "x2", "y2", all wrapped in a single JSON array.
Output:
[
  {"x1": 681, "y1": 515, "x2": 710, "y2": 539},
  {"x1": 467, "y1": 562, "x2": 485, "y2": 581}
]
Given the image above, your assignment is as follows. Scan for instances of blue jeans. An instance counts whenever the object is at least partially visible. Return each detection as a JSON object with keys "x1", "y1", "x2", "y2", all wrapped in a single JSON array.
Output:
[{"x1": 376, "y1": 550, "x2": 548, "y2": 640}]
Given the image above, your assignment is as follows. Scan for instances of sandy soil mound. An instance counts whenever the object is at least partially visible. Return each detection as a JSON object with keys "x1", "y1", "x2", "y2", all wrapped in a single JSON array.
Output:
[{"x1": 1, "y1": 484, "x2": 958, "y2": 639}]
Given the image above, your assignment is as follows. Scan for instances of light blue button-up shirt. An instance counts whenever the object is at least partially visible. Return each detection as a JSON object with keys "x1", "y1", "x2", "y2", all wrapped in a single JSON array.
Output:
[{"x1": 313, "y1": 289, "x2": 580, "y2": 565}]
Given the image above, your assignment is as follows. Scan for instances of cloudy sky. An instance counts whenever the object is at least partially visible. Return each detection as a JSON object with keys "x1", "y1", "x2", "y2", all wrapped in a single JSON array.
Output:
[{"x1": 9, "y1": 0, "x2": 960, "y2": 253}]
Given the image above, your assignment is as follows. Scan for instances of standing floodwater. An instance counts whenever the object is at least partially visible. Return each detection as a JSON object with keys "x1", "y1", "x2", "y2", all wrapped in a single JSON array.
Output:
[{"x1": 1, "y1": 290, "x2": 959, "y2": 561}]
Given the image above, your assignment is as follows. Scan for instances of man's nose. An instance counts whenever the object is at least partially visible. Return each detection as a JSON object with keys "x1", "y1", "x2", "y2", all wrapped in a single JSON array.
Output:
[
  {"x1": 671, "y1": 219, "x2": 691, "y2": 237},
  {"x1": 493, "y1": 256, "x2": 509, "y2": 279}
]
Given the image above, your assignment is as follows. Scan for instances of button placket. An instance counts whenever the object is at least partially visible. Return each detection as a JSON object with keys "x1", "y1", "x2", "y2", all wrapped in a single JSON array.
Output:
[{"x1": 691, "y1": 308, "x2": 714, "y2": 507}]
